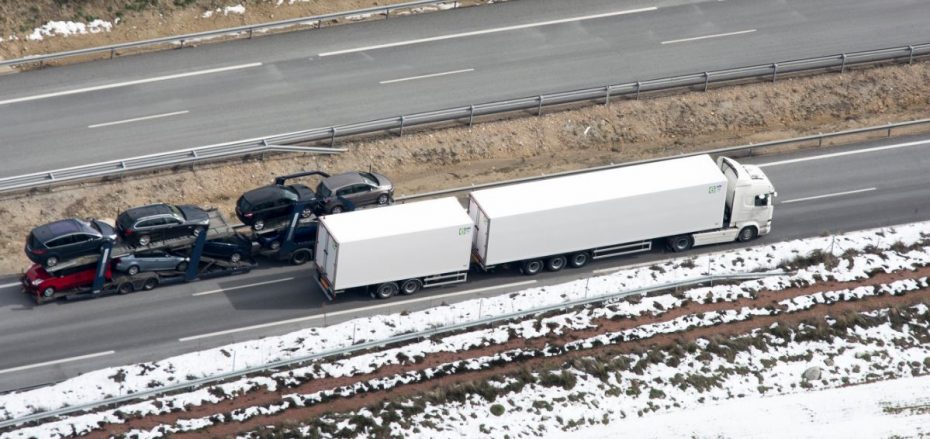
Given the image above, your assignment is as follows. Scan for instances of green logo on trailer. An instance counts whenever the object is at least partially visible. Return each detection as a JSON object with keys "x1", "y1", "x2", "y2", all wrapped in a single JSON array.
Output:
[
  {"x1": 708, "y1": 184, "x2": 723, "y2": 194},
  {"x1": 459, "y1": 226, "x2": 472, "y2": 236}
]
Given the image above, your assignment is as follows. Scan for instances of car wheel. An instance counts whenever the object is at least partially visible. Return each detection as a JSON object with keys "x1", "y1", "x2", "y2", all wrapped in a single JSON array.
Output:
[
  {"x1": 377, "y1": 194, "x2": 390, "y2": 205},
  {"x1": 176, "y1": 261, "x2": 189, "y2": 272},
  {"x1": 738, "y1": 226, "x2": 758, "y2": 242},
  {"x1": 668, "y1": 235, "x2": 693, "y2": 252},
  {"x1": 253, "y1": 220, "x2": 265, "y2": 231},
  {"x1": 290, "y1": 250, "x2": 311, "y2": 266},
  {"x1": 42, "y1": 287, "x2": 55, "y2": 298},
  {"x1": 45, "y1": 256, "x2": 58, "y2": 268},
  {"x1": 229, "y1": 252, "x2": 242, "y2": 263},
  {"x1": 546, "y1": 255, "x2": 567, "y2": 272},
  {"x1": 127, "y1": 265, "x2": 140, "y2": 276},
  {"x1": 142, "y1": 277, "x2": 159, "y2": 291},
  {"x1": 375, "y1": 282, "x2": 399, "y2": 299},
  {"x1": 400, "y1": 279, "x2": 421, "y2": 295},
  {"x1": 137, "y1": 235, "x2": 151, "y2": 246},
  {"x1": 269, "y1": 240, "x2": 282, "y2": 251},
  {"x1": 117, "y1": 282, "x2": 133, "y2": 295},
  {"x1": 521, "y1": 259, "x2": 544, "y2": 276},
  {"x1": 568, "y1": 252, "x2": 589, "y2": 268},
  {"x1": 330, "y1": 205, "x2": 344, "y2": 214},
  {"x1": 300, "y1": 207, "x2": 314, "y2": 219}
]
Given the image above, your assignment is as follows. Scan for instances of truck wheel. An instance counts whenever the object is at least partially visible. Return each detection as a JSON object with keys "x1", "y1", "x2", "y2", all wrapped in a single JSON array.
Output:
[
  {"x1": 137, "y1": 235, "x2": 151, "y2": 246},
  {"x1": 400, "y1": 279, "x2": 421, "y2": 295},
  {"x1": 568, "y1": 252, "x2": 589, "y2": 268},
  {"x1": 546, "y1": 256, "x2": 567, "y2": 272},
  {"x1": 253, "y1": 220, "x2": 265, "y2": 231},
  {"x1": 668, "y1": 235, "x2": 693, "y2": 252},
  {"x1": 176, "y1": 261, "x2": 189, "y2": 272},
  {"x1": 290, "y1": 250, "x2": 311, "y2": 266},
  {"x1": 375, "y1": 282, "x2": 398, "y2": 299},
  {"x1": 117, "y1": 282, "x2": 134, "y2": 295},
  {"x1": 45, "y1": 256, "x2": 59, "y2": 268},
  {"x1": 738, "y1": 226, "x2": 758, "y2": 242},
  {"x1": 127, "y1": 265, "x2": 140, "y2": 276},
  {"x1": 42, "y1": 287, "x2": 55, "y2": 298},
  {"x1": 521, "y1": 260, "x2": 544, "y2": 276},
  {"x1": 142, "y1": 277, "x2": 159, "y2": 291}
]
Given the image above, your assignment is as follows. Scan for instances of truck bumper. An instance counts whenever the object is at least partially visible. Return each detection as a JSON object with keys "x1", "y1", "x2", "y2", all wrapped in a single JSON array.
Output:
[
  {"x1": 312, "y1": 271, "x2": 337, "y2": 301},
  {"x1": 760, "y1": 220, "x2": 773, "y2": 235}
]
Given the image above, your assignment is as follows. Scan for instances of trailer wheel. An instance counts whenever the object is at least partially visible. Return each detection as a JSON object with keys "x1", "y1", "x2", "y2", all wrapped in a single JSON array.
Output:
[
  {"x1": 546, "y1": 256, "x2": 567, "y2": 272},
  {"x1": 738, "y1": 226, "x2": 758, "y2": 242},
  {"x1": 127, "y1": 265, "x2": 140, "y2": 276},
  {"x1": 117, "y1": 282, "x2": 134, "y2": 295},
  {"x1": 375, "y1": 282, "x2": 399, "y2": 299},
  {"x1": 137, "y1": 235, "x2": 151, "y2": 246},
  {"x1": 668, "y1": 235, "x2": 693, "y2": 252},
  {"x1": 253, "y1": 220, "x2": 265, "y2": 231},
  {"x1": 45, "y1": 256, "x2": 59, "y2": 268},
  {"x1": 521, "y1": 260, "x2": 544, "y2": 276},
  {"x1": 568, "y1": 252, "x2": 589, "y2": 268},
  {"x1": 229, "y1": 252, "x2": 242, "y2": 263},
  {"x1": 400, "y1": 279, "x2": 421, "y2": 295},
  {"x1": 42, "y1": 287, "x2": 55, "y2": 298},
  {"x1": 176, "y1": 261, "x2": 189, "y2": 272},
  {"x1": 300, "y1": 207, "x2": 314, "y2": 218},
  {"x1": 290, "y1": 250, "x2": 311, "y2": 266},
  {"x1": 142, "y1": 277, "x2": 159, "y2": 291}
]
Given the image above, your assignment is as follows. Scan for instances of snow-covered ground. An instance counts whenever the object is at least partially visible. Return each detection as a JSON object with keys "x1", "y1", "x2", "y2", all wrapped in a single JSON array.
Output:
[{"x1": 2, "y1": 221, "x2": 930, "y2": 437}]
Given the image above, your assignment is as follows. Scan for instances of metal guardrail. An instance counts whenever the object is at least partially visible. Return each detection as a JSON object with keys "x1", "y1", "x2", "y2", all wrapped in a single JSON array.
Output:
[
  {"x1": 0, "y1": 0, "x2": 473, "y2": 68},
  {"x1": 2, "y1": 42, "x2": 928, "y2": 194},
  {"x1": 395, "y1": 117, "x2": 930, "y2": 201},
  {"x1": 0, "y1": 270, "x2": 783, "y2": 429}
]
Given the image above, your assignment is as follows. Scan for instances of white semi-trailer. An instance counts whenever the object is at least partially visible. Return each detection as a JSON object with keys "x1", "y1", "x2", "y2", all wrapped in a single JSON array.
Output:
[
  {"x1": 468, "y1": 154, "x2": 775, "y2": 274},
  {"x1": 315, "y1": 154, "x2": 775, "y2": 299},
  {"x1": 315, "y1": 197, "x2": 474, "y2": 299}
]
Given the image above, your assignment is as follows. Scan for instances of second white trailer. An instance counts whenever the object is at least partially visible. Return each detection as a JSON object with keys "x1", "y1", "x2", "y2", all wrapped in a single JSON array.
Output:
[
  {"x1": 314, "y1": 197, "x2": 474, "y2": 299},
  {"x1": 468, "y1": 155, "x2": 731, "y2": 272}
]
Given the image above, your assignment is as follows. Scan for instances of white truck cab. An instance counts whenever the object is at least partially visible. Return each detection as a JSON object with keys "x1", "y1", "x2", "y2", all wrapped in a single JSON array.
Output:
[{"x1": 691, "y1": 157, "x2": 776, "y2": 246}]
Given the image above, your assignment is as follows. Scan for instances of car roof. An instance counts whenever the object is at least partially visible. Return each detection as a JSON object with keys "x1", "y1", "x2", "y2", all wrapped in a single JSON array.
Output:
[
  {"x1": 123, "y1": 204, "x2": 172, "y2": 220},
  {"x1": 323, "y1": 172, "x2": 365, "y2": 189},
  {"x1": 242, "y1": 185, "x2": 288, "y2": 204},
  {"x1": 32, "y1": 219, "x2": 88, "y2": 242}
]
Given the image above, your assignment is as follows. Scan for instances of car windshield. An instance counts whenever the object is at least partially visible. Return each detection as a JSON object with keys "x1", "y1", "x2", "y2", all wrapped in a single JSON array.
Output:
[
  {"x1": 282, "y1": 186, "x2": 301, "y2": 201},
  {"x1": 316, "y1": 182, "x2": 332, "y2": 198},
  {"x1": 359, "y1": 172, "x2": 379, "y2": 186},
  {"x1": 169, "y1": 205, "x2": 183, "y2": 218}
]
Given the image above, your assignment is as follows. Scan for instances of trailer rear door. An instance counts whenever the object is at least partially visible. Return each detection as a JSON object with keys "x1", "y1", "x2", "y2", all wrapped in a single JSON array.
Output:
[{"x1": 315, "y1": 225, "x2": 339, "y2": 287}]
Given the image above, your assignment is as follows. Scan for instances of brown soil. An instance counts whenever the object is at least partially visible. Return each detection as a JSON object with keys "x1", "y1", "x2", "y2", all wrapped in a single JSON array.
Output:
[
  {"x1": 82, "y1": 266, "x2": 930, "y2": 438},
  {"x1": 1, "y1": 62, "x2": 929, "y2": 276},
  {"x1": 0, "y1": 0, "x2": 494, "y2": 63}
]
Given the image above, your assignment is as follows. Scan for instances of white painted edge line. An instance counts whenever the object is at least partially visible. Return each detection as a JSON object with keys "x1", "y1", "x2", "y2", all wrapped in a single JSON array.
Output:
[
  {"x1": 319, "y1": 7, "x2": 658, "y2": 56},
  {"x1": 757, "y1": 139, "x2": 930, "y2": 167},
  {"x1": 180, "y1": 280, "x2": 537, "y2": 341},
  {"x1": 380, "y1": 68, "x2": 474, "y2": 84},
  {"x1": 661, "y1": 29, "x2": 756, "y2": 45},
  {"x1": 0, "y1": 351, "x2": 115, "y2": 375},
  {"x1": 192, "y1": 277, "x2": 296, "y2": 297},
  {"x1": 0, "y1": 282, "x2": 21, "y2": 289},
  {"x1": 88, "y1": 110, "x2": 190, "y2": 129},
  {"x1": 591, "y1": 260, "x2": 662, "y2": 274},
  {"x1": 780, "y1": 187, "x2": 877, "y2": 204},
  {"x1": 0, "y1": 62, "x2": 262, "y2": 106}
]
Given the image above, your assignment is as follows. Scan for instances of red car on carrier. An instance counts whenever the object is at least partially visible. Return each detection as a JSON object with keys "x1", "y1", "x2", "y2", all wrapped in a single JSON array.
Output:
[{"x1": 22, "y1": 263, "x2": 113, "y2": 299}]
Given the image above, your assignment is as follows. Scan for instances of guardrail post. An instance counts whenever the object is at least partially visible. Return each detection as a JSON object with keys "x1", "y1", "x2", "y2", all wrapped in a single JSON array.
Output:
[
  {"x1": 909, "y1": 45, "x2": 915, "y2": 64},
  {"x1": 604, "y1": 85, "x2": 611, "y2": 106},
  {"x1": 840, "y1": 53, "x2": 848, "y2": 73},
  {"x1": 47, "y1": 172, "x2": 55, "y2": 181},
  {"x1": 537, "y1": 96, "x2": 543, "y2": 116},
  {"x1": 399, "y1": 115, "x2": 406, "y2": 137},
  {"x1": 887, "y1": 123, "x2": 893, "y2": 137},
  {"x1": 110, "y1": 48, "x2": 116, "y2": 59},
  {"x1": 771, "y1": 63, "x2": 778, "y2": 82},
  {"x1": 384, "y1": 7, "x2": 390, "y2": 19},
  {"x1": 248, "y1": 28, "x2": 254, "y2": 39},
  {"x1": 330, "y1": 127, "x2": 337, "y2": 147},
  {"x1": 818, "y1": 133, "x2": 823, "y2": 147},
  {"x1": 180, "y1": 39, "x2": 186, "y2": 48},
  {"x1": 703, "y1": 72, "x2": 710, "y2": 92},
  {"x1": 469, "y1": 105, "x2": 475, "y2": 127}
]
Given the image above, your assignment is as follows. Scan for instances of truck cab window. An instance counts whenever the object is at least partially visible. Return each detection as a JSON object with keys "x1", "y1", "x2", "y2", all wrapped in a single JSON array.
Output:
[{"x1": 754, "y1": 194, "x2": 770, "y2": 207}]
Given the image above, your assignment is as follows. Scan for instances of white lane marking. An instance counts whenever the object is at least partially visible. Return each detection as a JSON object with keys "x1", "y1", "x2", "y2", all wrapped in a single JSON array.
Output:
[
  {"x1": 180, "y1": 280, "x2": 537, "y2": 341},
  {"x1": 380, "y1": 68, "x2": 475, "y2": 84},
  {"x1": 591, "y1": 261, "x2": 662, "y2": 274},
  {"x1": 780, "y1": 187, "x2": 877, "y2": 204},
  {"x1": 661, "y1": 29, "x2": 756, "y2": 45},
  {"x1": 318, "y1": 7, "x2": 658, "y2": 57},
  {"x1": 0, "y1": 351, "x2": 115, "y2": 375},
  {"x1": 0, "y1": 63, "x2": 262, "y2": 106},
  {"x1": 0, "y1": 282, "x2": 21, "y2": 289},
  {"x1": 192, "y1": 277, "x2": 296, "y2": 297},
  {"x1": 757, "y1": 139, "x2": 930, "y2": 168},
  {"x1": 88, "y1": 110, "x2": 189, "y2": 129}
]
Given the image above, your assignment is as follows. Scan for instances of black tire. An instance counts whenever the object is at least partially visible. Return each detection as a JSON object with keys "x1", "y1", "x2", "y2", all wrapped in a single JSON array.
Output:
[
  {"x1": 253, "y1": 220, "x2": 265, "y2": 231},
  {"x1": 229, "y1": 252, "x2": 242, "y2": 263},
  {"x1": 290, "y1": 250, "x2": 311, "y2": 266},
  {"x1": 41, "y1": 287, "x2": 55, "y2": 298},
  {"x1": 117, "y1": 282, "x2": 133, "y2": 295},
  {"x1": 269, "y1": 240, "x2": 282, "y2": 251},
  {"x1": 377, "y1": 194, "x2": 390, "y2": 205},
  {"x1": 375, "y1": 282, "x2": 399, "y2": 299},
  {"x1": 127, "y1": 265, "x2": 140, "y2": 276},
  {"x1": 546, "y1": 255, "x2": 567, "y2": 272},
  {"x1": 568, "y1": 252, "x2": 590, "y2": 268},
  {"x1": 400, "y1": 279, "x2": 421, "y2": 295},
  {"x1": 330, "y1": 205, "x2": 344, "y2": 214},
  {"x1": 300, "y1": 207, "x2": 314, "y2": 219},
  {"x1": 738, "y1": 226, "x2": 758, "y2": 242},
  {"x1": 176, "y1": 261, "x2": 189, "y2": 272},
  {"x1": 668, "y1": 235, "x2": 693, "y2": 252},
  {"x1": 521, "y1": 259, "x2": 544, "y2": 276},
  {"x1": 45, "y1": 256, "x2": 59, "y2": 268},
  {"x1": 137, "y1": 235, "x2": 151, "y2": 246},
  {"x1": 142, "y1": 277, "x2": 159, "y2": 291}
]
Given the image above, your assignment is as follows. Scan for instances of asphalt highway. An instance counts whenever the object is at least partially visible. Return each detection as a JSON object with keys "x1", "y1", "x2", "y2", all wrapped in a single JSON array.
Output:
[
  {"x1": 0, "y1": 136, "x2": 929, "y2": 392},
  {"x1": 1, "y1": 0, "x2": 929, "y2": 177}
]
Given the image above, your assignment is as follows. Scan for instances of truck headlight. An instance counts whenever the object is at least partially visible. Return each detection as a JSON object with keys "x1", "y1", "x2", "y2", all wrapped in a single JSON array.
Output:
[{"x1": 31, "y1": 279, "x2": 43, "y2": 286}]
